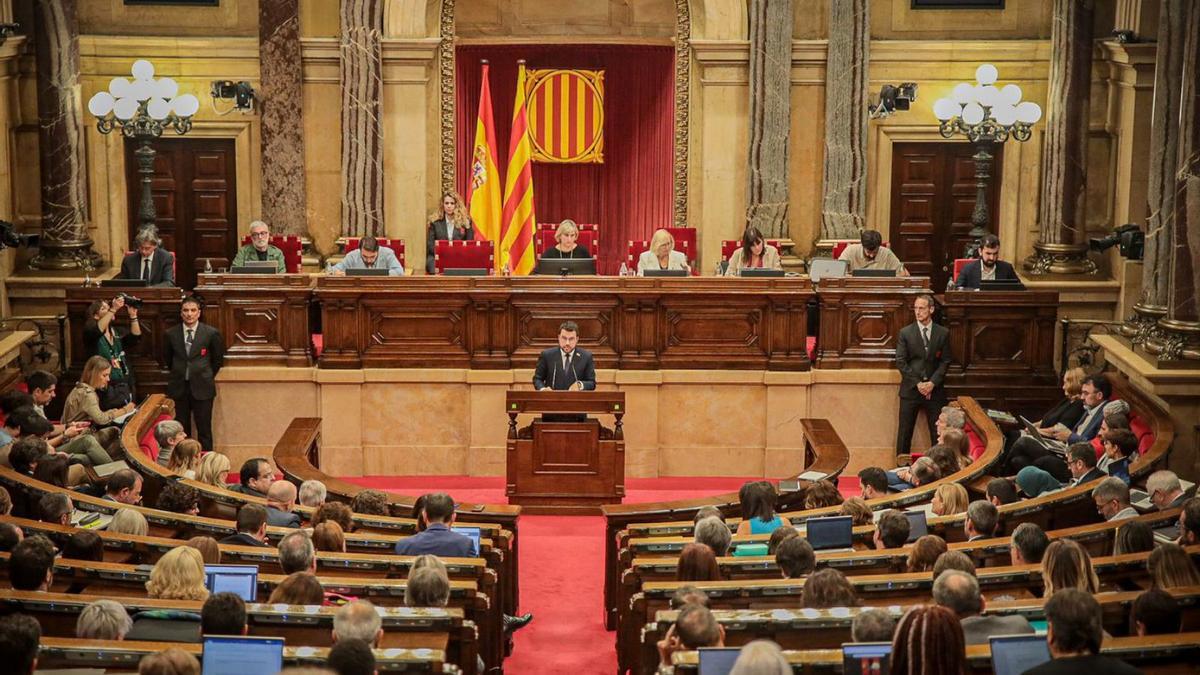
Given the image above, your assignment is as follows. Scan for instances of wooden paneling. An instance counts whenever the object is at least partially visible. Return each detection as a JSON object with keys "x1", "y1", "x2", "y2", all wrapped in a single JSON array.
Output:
[
  {"x1": 192, "y1": 273, "x2": 314, "y2": 367},
  {"x1": 815, "y1": 276, "x2": 932, "y2": 369}
]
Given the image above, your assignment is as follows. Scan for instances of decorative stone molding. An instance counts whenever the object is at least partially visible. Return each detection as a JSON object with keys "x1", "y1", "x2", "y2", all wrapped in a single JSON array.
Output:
[{"x1": 438, "y1": 0, "x2": 455, "y2": 195}]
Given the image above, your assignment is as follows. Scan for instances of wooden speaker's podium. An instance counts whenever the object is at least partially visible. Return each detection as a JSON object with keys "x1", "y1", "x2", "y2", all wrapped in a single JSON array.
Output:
[{"x1": 505, "y1": 390, "x2": 625, "y2": 515}]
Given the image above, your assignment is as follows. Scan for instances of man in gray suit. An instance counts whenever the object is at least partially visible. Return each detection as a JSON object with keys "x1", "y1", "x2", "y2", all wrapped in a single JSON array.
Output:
[
  {"x1": 895, "y1": 294, "x2": 952, "y2": 457},
  {"x1": 934, "y1": 569, "x2": 1033, "y2": 645}
]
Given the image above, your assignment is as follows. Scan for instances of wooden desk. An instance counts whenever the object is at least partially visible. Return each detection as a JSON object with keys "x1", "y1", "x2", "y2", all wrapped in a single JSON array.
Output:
[
  {"x1": 65, "y1": 285, "x2": 186, "y2": 393},
  {"x1": 814, "y1": 276, "x2": 931, "y2": 368},
  {"x1": 315, "y1": 276, "x2": 814, "y2": 371},
  {"x1": 194, "y1": 272, "x2": 315, "y2": 366}
]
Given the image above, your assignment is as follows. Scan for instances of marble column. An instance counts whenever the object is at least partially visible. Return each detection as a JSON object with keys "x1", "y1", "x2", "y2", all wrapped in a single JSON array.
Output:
[
  {"x1": 819, "y1": 0, "x2": 869, "y2": 241},
  {"x1": 1122, "y1": 0, "x2": 1185, "y2": 346},
  {"x1": 28, "y1": 0, "x2": 101, "y2": 271},
  {"x1": 745, "y1": 0, "x2": 791, "y2": 240},
  {"x1": 340, "y1": 0, "x2": 385, "y2": 238},
  {"x1": 1025, "y1": 0, "x2": 1097, "y2": 275},
  {"x1": 1145, "y1": 2, "x2": 1200, "y2": 364},
  {"x1": 258, "y1": 0, "x2": 308, "y2": 237}
]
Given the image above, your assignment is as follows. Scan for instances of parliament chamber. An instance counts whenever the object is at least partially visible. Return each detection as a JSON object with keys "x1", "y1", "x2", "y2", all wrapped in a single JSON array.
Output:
[{"x1": 2, "y1": 1, "x2": 1200, "y2": 674}]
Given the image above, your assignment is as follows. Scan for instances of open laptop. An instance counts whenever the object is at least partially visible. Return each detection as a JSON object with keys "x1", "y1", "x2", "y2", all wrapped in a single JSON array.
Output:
[
  {"x1": 842, "y1": 642, "x2": 891, "y2": 675},
  {"x1": 852, "y1": 268, "x2": 897, "y2": 278},
  {"x1": 204, "y1": 564, "x2": 259, "y2": 601},
  {"x1": 989, "y1": 634, "x2": 1051, "y2": 675},
  {"x1": 1016, "y1": 415, "x2": 1066, "y2": 455},
  {"x1": 697, "y1": 647, "x2": 741, "y2": 675},
  {"x1": 805, "y1": 515, "x2": 854, "y2": 553},
  {"x1": 201, "y1": 636, "x2": 284, "y2": 675},
  {"x1": 345, "y1": 268, "x2": 390, "y2": 276},
  {"x1": 451, "y1": 526, "x2": 482, "y2": 556},
  {"x1": 809, "y1": 258, "x2": 848, "y2": 282},
  {"x1": 642, "y1": 269, "x2": 688, "y2": 277},
  {"x1": 904, "y1": 510, "x2": 928, "y2": 542}
]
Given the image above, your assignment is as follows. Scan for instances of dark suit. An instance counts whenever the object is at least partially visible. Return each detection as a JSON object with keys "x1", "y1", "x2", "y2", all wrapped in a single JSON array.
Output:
[
  {"x1": 119, "y1": 248, "x2": 175, "y2": 286},
  {"x1": 220, "y1": 532, "x2": 271, "y2": 548},
  {"x1": 393, "y1": 523, "x2": 476, "y2": 557},
  {"x1": 1069, "y1": 466, "x2": 1107, "y2": 488},
  {"x1": 533, "y1": 347, "x2": 596, "y2": 391},
  {"x1": 163, "y1": 321, "x2": 224, "y2": 451},
  {"x1": 895, "y1": 321, "x2": 951, "y2": 456},
  {"x1": 425, "y1": 218, "x2": 476, "y2": 274},
  {"x1": 954, "y1": 259, "x2": 1018, "y2": 290},
  {"x1": 267, "y1": 506, "x2": 302, "y2": 528},
  {"x1": 959, "y1": 614, "x2": 1034, "y2": 645}
]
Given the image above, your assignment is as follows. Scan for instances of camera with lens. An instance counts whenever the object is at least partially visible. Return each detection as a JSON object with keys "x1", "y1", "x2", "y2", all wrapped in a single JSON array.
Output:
[
  {"x1": 0, "y1": 220, "x2": 39, "y2": 250},
  {"x1": 1088, "y1": 223, "x2": 1144, "y2": 260},
  {"x1": 117, "y1": 293, "x2": 144, "y2": 309}
]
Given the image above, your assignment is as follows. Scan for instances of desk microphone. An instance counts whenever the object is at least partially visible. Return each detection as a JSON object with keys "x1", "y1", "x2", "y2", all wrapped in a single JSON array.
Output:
[{"x1": 569, "y1": 356, "x2": 580, "y2": 391}]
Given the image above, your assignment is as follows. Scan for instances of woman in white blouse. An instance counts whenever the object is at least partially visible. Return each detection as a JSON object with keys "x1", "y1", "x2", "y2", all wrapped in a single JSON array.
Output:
[{"x1": 637, "y1": 229, "x2": 689, "y2": 274}]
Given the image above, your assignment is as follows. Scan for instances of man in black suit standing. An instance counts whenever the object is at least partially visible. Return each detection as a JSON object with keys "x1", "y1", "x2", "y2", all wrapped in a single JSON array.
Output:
[
  {"x1": 533, "y1": 321, "x2": 596, "y2": 391},
  {"x1": 164, "y1": 296, "x2": 224, "y2": 451},
  {"x1": 118, "y1": 227, "x2": 175, "y2": 286},
  {"x1": 895, "y1": 294, "x2": 951, "y2": 457},
  {"x1": 954, "y1": 234, "x2": 1018, "y2": 290}
]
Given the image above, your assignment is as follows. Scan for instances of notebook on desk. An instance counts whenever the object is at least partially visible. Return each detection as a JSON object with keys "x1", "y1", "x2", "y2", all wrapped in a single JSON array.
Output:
[{"x1": 345, "y1": 268, "x2": 390, "y2": 276}]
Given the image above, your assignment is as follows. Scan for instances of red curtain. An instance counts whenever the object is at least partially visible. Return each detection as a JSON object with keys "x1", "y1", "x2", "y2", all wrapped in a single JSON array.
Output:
[{"x1": 455, "y1": 45, "x2": 674, "y2": 274}]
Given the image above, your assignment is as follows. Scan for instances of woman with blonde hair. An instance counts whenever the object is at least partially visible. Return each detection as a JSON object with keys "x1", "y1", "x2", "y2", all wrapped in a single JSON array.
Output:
[
  {"x1": 196, "y1": 451, "x2": 231, "y2": 487},
  {"x1": 108, "y1": 508, "x2": 149, "y2": 537},
  {"x1": 146, "y1": 546, "x2": 209, "y2": 601},
  {"x1": 167, "y1": 439, "x2": 202, "y2": 479},
  {"x1": 541, "y1": 219, "x2": 591, "y2": 260},
  {"x1": 931, "y1": 483, "x2": 968, "y2": 516},
  {"x1": 60, "y1": 355, "x2": 130, "y2": 459},
  {"x1": 1149, "y1": 543, "x2": 1200, "y2": 589},
  {"x1": 1041, "y1": 539, "x2": 1099, "y2": 597},
  {"x1": 425, "y1": 190, "x2": 474, "y2": 274},
  {"x1": 637, "y1": 229, "x2": 689, "y2": 274}
]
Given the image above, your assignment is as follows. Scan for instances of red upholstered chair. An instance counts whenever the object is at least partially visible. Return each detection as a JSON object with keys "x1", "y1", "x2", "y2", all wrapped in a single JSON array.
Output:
[
  {"x1": 535, "y1": 228, "x2": 600, "y2": 257},
  {"x1": 629, "y1": 238, "x2": 694, "y2": 273},
  {"x1": 666, "y1": 227, "x2": 697, "y2": 265},
  {"x1": 953, "y1": 258, "x2": 973, "y2": 283},
  {"x1": 138, "y1": 413, "x2": 175, "y2": 462},
  {"x1": 241, "y1": 235, "x2": 302, "y2": 272},
  {"x1": 722, "y1": 239, "x2": 784, "y2": 262},
  {"x1": 1129, "y1": 411, "x2": 1155, "y2": 456},
  {"x1": 344, "y1": 237, "x2": 406, "y2": 270},
  {"x1": 434, "y1": 239, "x2": 493, "y2": 274}
]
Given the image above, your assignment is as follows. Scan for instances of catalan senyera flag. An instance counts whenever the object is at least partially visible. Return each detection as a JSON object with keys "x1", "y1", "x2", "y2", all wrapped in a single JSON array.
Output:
[
  {"x1": 526, "y1": 68, "x2": 605, "y2": 164},
  {"x1": 500, "y1": 62, "x2": 537, "y2": 275},
  {"x1": 468, "y1": 63, "x2": 502, "y2": 263}
]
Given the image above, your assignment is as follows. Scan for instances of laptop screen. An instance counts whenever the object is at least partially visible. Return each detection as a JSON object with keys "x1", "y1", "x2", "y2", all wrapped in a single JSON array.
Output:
[
  {"x1": 990, "y1": 635, "x2": 1051, "y2": 675},
  {"x1": 698, "y1": 647, "x2": 742, "y2": 675},
  {"x1": 451, "y1": 526, "x2": 482, "y2": 556},
  {"x1": 905, "y1": 510, "x2": 928, "y2": 542},
  {"x1": 842, "y1": 642, "x2": 892, "y2": 675},
  {"x1": 806, "y1": 516, "x2": 853, "y2": 551},
  {"x1": 202, "y1": 636, "x2": 283, "y2": 675},
  {"x1": 204, "y1": 564, "x2": 258, "y2": 602}
]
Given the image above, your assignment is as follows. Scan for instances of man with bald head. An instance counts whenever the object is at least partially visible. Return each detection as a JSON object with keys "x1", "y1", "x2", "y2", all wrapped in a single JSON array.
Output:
[{"x1": 265, "y1": 481, "x2": 301, "y2": 527}]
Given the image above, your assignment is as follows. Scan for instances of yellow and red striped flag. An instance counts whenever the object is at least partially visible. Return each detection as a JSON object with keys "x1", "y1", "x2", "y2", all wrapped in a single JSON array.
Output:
[
  {"x1": 468, "y1": 62, "x2": 502, "y2": 266},
  {"x1": 500, "y1": 61, "x2": 537, "y2": 275}
]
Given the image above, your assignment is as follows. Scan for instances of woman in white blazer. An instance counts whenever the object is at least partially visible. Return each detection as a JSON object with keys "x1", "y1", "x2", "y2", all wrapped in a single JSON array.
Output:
[{"x1": 637, "y1": 228, "x2": 690, "y2": 274}]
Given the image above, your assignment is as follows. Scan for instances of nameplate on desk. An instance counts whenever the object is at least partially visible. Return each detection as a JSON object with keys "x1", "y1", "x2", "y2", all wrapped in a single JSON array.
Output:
[
  {"x1": 231, "y1": 264, "x2": 277, "y2": 274},
  {"x1": 851, "y1": 269, "x2": 897, "y2": 278},
  {"x1": 642, "y1": 269, "x2": 687, "y2": 277},
  {"x1": 345, "y1": 268, "x2": 390, "y2": 277}
]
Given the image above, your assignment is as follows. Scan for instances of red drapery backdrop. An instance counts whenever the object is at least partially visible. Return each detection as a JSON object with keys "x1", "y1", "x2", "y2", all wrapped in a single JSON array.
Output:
[{"x1": 455, "y1": 45, "x2": 674, "y2": 274}]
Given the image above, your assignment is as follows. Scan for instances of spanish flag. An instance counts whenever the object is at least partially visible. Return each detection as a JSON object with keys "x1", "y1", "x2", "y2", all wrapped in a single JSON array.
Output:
[
  {"x1": 468, "y1": 62, "x2": 502, "y2": 261},
  {"x1": 500, "y1": 61, "x2": 536, "y2": 275}
]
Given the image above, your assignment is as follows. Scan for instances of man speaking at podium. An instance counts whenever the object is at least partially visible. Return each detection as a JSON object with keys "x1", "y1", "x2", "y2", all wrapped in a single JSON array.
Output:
[{"x1": 534, "y1": 321, "x2": 596, "y2": 391}]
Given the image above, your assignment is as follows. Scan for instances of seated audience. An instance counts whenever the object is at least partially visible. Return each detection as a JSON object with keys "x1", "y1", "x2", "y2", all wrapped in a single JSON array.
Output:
[
  {"x1": 313, "y1": 521, "x2": 347, "y2": 553},
  {"x1": 0, "y1": 614, "x2": 41, "y2": 675},
  {"x1": 38, "y1": 491, "x2": 72, "y2": 526},
  {"x1": 1023, "y1": 367, "x2": 1087, "y2": 438},
  {"x1": 268, "y1": 571, "x2": 325, "y2": 605},
  {"x1": 1093, "y1": 477, "x2": 1137, "y2": 521},
  {"x1": 350, "y1": 489, "x2": 390, "y2": 516},
  {"x1": 1041, "y1": 539, "x2": 1099, "y2": 597},
  {"x1": 937, "y1": 428, "x2": 971, "y2": 465},
  {"x1": 1010, "y1": 522, "x2": 1050, "y2": 566},
  {"x1": 157, "y1": 481, "x2": 201, "y2": 516},
  {"x1": 766, "y1": 524, "x2": 799, "y2": 554},
  {"x1": 0, "y1": 485, "x2": 11, "y2": 514},
  {"x1": 185, "y1": 535, "x2": 221, "y2": 565},
  {"x1": 933, "y1": 569, "x2": 1033, "y2": 644},
  {"x1": 394, "y1": 492, "x2": 474, "y2": 556},
  {"x1": 146, "y1": 546, "x2": 209, "y2": 601},
  {"x1": 1005, "y1": 374, "x2": 1111, "y2": 475},
  {"x1": 1025, "y1": 589, "x2": 1140, "y2": 674},
  {"x1": 693, "y1": 505, "x2": 723, "y2": 524},
  {"x1": 637, "y1": 228, "x2": 690, "y2": 274},
  {"x1": 201, "y1": 592, "x2": 247, "y2": 636},
  {"x1": 1063, "y1": 441, "x2": 1106, "y2": 487},
  {"x1": 109, "y1": 507, "x2": 149, "y2": 536},
  {"x1": 851, "y1": 608, "x2": 897, "y2": 643},
  {"x1": 694, "y1": 515, "x2": 732, "y2": 557},
  {"x1": 232, "y1": 457, "x2": 275, "y2": 497},
  {"x1": 138, "y1": 648, "x2": 200, "y2": 675},
  {"x1": 657, "y1": 603, "x2": 725, "y2": 668},
  {"x1": 890, "y1": 605, "x2": 965, "y2": 675},
  {"x1": 803, "y1": 479, "x2": 844, "y2": 510},
  {"x1": 839, "y1": 497, "x2": 873, "y2": 525},
  {"x1": 328, "y1": 637, "x2": 376, "y2": 675},
  {"x1": 1015, "y1": 466, "x2": 1061, "y2": 498},
  {"x1": 405, "y1": 566, "x2": 451, "y2": 607},
  {"x1": 104, "y1": 469, "x2": 144, "y2": 505},
  {"x1": 775, "y1": 536, "x2": 815, "y2": 579},
  {"x1": 857, "y1": 467, "x2": 889, "y2": 500},
  {"x1": 933, "y1": 550, "x2": 977, "y2": 578},
  {"x1": 887, "y1": 457, "x2": 940, "y2": 493},
  {"x1": 61, "y1": 355, "x2": 133, "y2": 457},
  {"x1": 63, "y1": 530, "x2": 104, "y2": 561},
  {"x1": 736, "y1": 481, "x2": 784, "y2": 535},
  {"x1": 220, "y1": 503, "x2": 271, "y2": 547},
  {"x1": 801, "y1": 568, "x2": 857, "y2": 608},
  {"x1": 77, "y1": 598, "x2": 133, "y2": 639},
  {"x1": 838, "y1": 229, "x2": 907, "y2": 275},
  {"x1": 1148, "y1": 543, "x2": 1200, "y2": 589},
  {"x1": 986, "y1": 477, "x2": 1019, "y2": 506},
  {"x1": 677, "y1": 542, "x2": 721, "y2": 582},
  {"x1": 333, "y1": 600, "x2": 383, "y2": 647},
  {"x1": 166, "y1": 439, "x2": 202, "y2": 479},
  {"x1": 1180, "y1": 497, "x2": 1200, "y2": 546},
  {"x1": 279, "y1": 530, "x2": 317, "y2": 575},
  {"x1": 266, "y1": 480, "x2": 302, "y2": 527},
  {"x1": 1131, "y1": 589, "x2": 1181, "y2": 636},
  {"x1": 729, "y1": 639, "x2": 790, "y2": 675},
  {"x1": 299, "y1": 479, "x2": 328, "y2": 508},
  {"x1": 670, "y1": 585, "x2": 710, "y2": 609},
  {"x1": 931, "y1": 483, "x2": 968, "y2": 516},
  {"x1": 963, "y1": 500, "x2": 998, "y2": 541},
  {"x1": 154, "y1": 420, "x2": 186, "y2": 466},
  {"x1": 1113, "y1": 520, "x2": 1154, "y2": 556},
  {"x1": 330, "y1": 235, "x2": 404, "y2": 276},
  {"x1": 926, "y1": 444, "x2": 966, "y2": 478},
  {"x1": 32, "y1": 454, "x2": 71, "y2": 488},
  {"x1": 1097, "y1": 428, "x2": 1138, "y2": 484},
  {"x1": 906, "y1": 534, "x2": 948, "y2": 573},
  {"x1": 196, "y1": 451, "x2": 231, "y2": 487},
  {"x1": 0, "y1": 522, "x2": 23, "y2": 551},
  {"x1": 936, "y1": 406, "x2": 967, "y2": 446},
  {"x1": 874, "y1": 510, "x2": 910, "y2": 549},
  {"x1": 1147, "y1": 469, "x2": 1188, "y2": 510},
  {"x1": 725, "y1": 226, "x2": 781, "y2": 276},
  {"x1": 314, "y1": 501, "x2": 355, "y2": 533},
  {"x1": 10, "y1": 535, "x2": 56, "y2": 591}
]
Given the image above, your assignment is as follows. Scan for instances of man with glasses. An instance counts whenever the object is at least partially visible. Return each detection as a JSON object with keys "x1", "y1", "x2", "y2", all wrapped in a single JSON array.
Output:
[
  {"x1": 1147, "y1": 470, "x2": 1189, "y2": 511},
  {"x1": 232, "y1": 220, "x2": 285, "y2": 273},
  {"x1": 894, "y1": 294, "x2": 951, "y2": 457},
  {"x1": 1065, "y1": 442, "x2": 1105, "y2": 487},
  {"x1": 1092, "y1": 477, "x2": 1137, "y2": 522}
]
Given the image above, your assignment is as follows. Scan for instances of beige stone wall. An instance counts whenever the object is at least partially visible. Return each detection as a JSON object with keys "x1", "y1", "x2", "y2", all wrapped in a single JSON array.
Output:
[
  {"x1": 456, "y1": 0, "x2": 675, "y2": 40},
  {"x1": 214, "y1": 366, "x2": 908, "y2": 478},
  {"x1": 78, "y1": 0, "x2": 259, "y2": 38}
]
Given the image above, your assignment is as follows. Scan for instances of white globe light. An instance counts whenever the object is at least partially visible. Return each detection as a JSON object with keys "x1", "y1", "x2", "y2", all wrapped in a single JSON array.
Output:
[
  {"x1": 171, "y1": 93, "x2": 200, "y2": 117},
  {"x1": 131, "y1": 79, "x2": 158, "y2": 102},
  {"x1": 87, "y1": 91, "x2": 115, "y2": 117},
  {"x1": 147, "y1": 97, "x2": 171, "y2": 120},
  {"x1": 933, "y1": 98, "x2": 960, "y2": 121},
  {"x1": 1016, "y1": 101, "x2": 1043, "y2": 124},
  {"x1": 109, "y1": 77, "x2": 132, "y2": 99},
  {"x1": 975, "y1": 63, "x2": 999, "y2": 85},
  {"x1": 1000, "y1": 83, "x2": 1023, "y2": 106},
  {"x1": 975, "y1": 84, "x2": 999, "y2": 108},
  {"x1": 156, "y1": 77, "x2": 179, "y2": 100},
  {"x1": 951, "y1": 82, "x2": 975, "y2": 104},
  {"x1": 993, "y1": 103, "x2": 1017, "y2": 126},
  {"x1": 113, "y1": 97, "x2": 139, "y2": 121},
  {"x1": 131, "y1": 59, "x2": 155, "y2": 81},
  {"x1": 962, "y1": 102, "x2": 985, "y2": 125}
]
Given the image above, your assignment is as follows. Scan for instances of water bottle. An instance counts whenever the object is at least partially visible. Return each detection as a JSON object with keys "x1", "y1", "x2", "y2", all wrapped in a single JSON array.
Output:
[
  {"x1": 945, "y1": 275, "x2": 956, "y2": 292},
  {"x1": 204, "y1": 258, "x2": 213, "y2": 274},
  {"x1": 326, "y1": 261, "x2": 334, "y2": 275},
  {"x1": 714, "y1": 261, "x2": 723, "y2": 277},
  {"x1": 618, "y1": 262, "x2": 628, "y2": 277}
]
